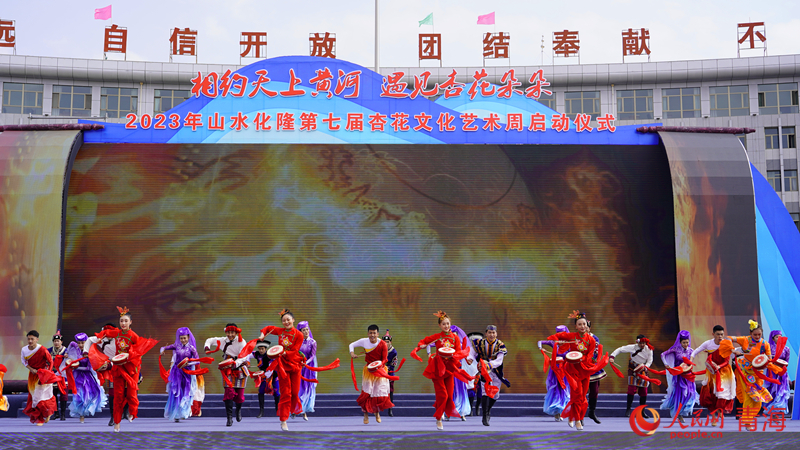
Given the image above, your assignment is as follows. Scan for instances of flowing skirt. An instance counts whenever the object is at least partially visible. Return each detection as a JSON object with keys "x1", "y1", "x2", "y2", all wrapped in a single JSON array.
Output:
[
  {"x1": 543, "y1": 367, "x2": 570, "y2": 416},
  {"x1": 660, "y1": 374, "x2": 698, "y2": 417},
  {"x1": 68, "y1": 369, "x2": 107, "y2": 417},
  {"x1": 765, "y1": 369, "x2": 790, "y2": 412},
  {"x1": 164, "y1": 366, "x2": 193, "y2": 420},
  {"x1": 299, "y1": 360, "x2": 317, "y2": 414}
]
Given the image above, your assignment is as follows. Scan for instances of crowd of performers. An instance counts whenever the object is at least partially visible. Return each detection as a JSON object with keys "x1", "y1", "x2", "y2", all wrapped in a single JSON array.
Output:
[
  {"x1": 538, "y1": 311, "x2": 792, "y2": 431},
  {"x1": 13, "y1": 306, "x2": 792, "y2": 433}
]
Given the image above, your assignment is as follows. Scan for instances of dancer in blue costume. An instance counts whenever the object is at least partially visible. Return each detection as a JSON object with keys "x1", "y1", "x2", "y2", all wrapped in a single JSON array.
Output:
[{"x1": 538, "y1": 325, "x2": 571, "y2": 421}]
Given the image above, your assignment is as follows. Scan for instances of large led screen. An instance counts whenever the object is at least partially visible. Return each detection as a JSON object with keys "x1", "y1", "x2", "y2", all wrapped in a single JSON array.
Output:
[{"x1": 61, "y1": 143, "x2": 678, "y2": 394}]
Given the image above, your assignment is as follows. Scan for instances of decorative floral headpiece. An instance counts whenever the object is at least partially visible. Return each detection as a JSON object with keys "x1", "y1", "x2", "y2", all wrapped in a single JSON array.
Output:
[
  {"x1": 567, "y1": 310, "x2": 586, "y2": 320},
  {"x1": 280, "y1": 309, "x2": 290, "y2": 317},
  {"x1": 117, "y1": 306, "x2": 130, "y2": 317},
  {"x1": 748, "y1": 319, "x2": 759, "y2": 331},
  {"x1": 433, "y1": 310, "x2": 448, "y2": 319}
]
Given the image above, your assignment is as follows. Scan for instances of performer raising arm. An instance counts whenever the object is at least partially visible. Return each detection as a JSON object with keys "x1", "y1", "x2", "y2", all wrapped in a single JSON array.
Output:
[
  {"x1": 689, "y1": 325, "x2": 736, "y2": 427},
  {"x1": 412, "y1": 311, "x2": 476, "y2": 431},
  {"x1": 350, "y1": 324, "x2": 395, "y2": 424},
  {"x1": 764, "y1": 330, "x2": 791, "y2": 413},
  {"x1": 659, "y1": 330, "x2": 699, "y2": 424},
  {"x1": 610, "y1": 335, "x2": 655, "y2": 418},
  {"x1": 66, "y1": 334, "x2": 107, "y2": 423},
  {"x1": 538, "y1": 325, "x2": 571, "y2": 422},
  {"x1": 204, "y1": 323, "x2": 251, "y2": 427},
  {"x1": 468, "y1": 325, "x2": 508, "y2": 427}
]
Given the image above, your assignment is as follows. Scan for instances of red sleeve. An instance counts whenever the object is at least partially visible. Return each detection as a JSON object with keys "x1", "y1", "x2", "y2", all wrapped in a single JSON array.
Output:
[
  {"x1": 261, "y1": 326, "x2": 281, "y2": 336},
  {"x1": 380, "y1": 341, "x2": 388, "y2": 364},
  {"x1": 417, "y1": 333, "x2": 440, "y2": 348},
  {"x1": 130, "y1": 330, "x2": 140, "y2": 345},
  {"x1": 289, "y1": 330, "x2": 304, "y2": 352},
  {"x1": 547, "y1": 331, "x2": 578, "y2": 342}
]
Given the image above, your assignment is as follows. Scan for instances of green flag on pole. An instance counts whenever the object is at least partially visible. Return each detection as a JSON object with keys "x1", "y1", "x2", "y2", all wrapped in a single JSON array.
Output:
[{"x1": 419, "y1": 13, "x2": 433, "y2": 27}]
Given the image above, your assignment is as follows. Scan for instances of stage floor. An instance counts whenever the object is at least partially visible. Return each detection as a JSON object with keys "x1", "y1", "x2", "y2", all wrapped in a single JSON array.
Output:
[{"x1": 1, "y1": 416, "x2": 798, "y2": 450}]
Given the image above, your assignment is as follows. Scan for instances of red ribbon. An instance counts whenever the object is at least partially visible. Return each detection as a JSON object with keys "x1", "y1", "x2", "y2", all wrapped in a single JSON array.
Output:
[
  {"x1": 237, "y1": 338, "x2": 259, "y2": 359},
  {"x1": 478, "y1": 360, "x2": 499, "y2": 398},
  {"x1": 772, "y1": 336, "x2": 788, "y2": 365},
  {"x1": 410, "y1": 347, "x2": 423, "y2": 362},
  {"x1": 158, "y1": 354, "x2": 170, "y2": 383},
  {"x1": 350, "y1": 358, "x2": 359, "y2": 391},
  {"x1": 610, "y1": 363, "x2": 625, "y2": 378},
  {"x1": 540, "y1": 348, "x2": 551, "y2": 373},
  {"x1": 303, "y1": 358, "x2": 340, "y2": 372},
  {"x1": 205, "y1": 339, "x2": 221, "y2": 355},
  {"x1": 182, "y1": 367, "x2": 209, "y2": 376},
  {"x1": 393, "y1": 357, "x2": 406, "y2": 373}
]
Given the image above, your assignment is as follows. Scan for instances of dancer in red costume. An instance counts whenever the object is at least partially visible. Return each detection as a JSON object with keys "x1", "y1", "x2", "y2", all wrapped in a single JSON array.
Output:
[
  {"x1": 249, "y1": 309, "x2": 340, "y2": 431},
  {"x1": 20, "y1": 330, "x2": 59, "y2": 425},
  {"x1": 349, "y1": 324, "x2": 397, "y2": 424},
  {"x1": 545, "y1": 310, "x2": 609, "y2": 431},
  {"x1": 92, "y1": 307, "x2": 158, "y2": 432},
  {"x1": 412, "y1": 311, "x2": 476, "y2": 431}
]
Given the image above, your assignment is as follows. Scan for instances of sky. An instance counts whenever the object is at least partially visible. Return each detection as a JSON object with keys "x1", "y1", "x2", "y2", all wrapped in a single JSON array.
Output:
[{"x1": 2, "y1": 0, "x2": 799, "y2": 68}]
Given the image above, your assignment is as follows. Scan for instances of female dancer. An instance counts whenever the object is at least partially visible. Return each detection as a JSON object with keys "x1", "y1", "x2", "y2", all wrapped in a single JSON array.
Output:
[
  {"x1": 297, "y1": 321, "x2": 317, "y2": 421},
  {"x1": 545, "y1": 310, "x2": 608, "y2": 431},
  {"x1": 729, "y1": 320, "x2": 785, "y2": 430},
  {"x1": 160, "y1": 327, "x2": 201, "y2": 422},
  {"x1": 538, "y1": 325, "x2": 571, "y2": 422},
  {"x1": 93, "y1": 306, "x2": 157, "y2": 432},
  {"x1": 765, "y1": 330, "x2": 790, "y2": 413},
  {"x1": 587, "y1": 322, "x2": 605, "y2": 424},
  {"x1": 65, "y1": 334, "x2": 107, "y2": 423},
  {"x1": 659, "y1": 330, "x2": 699, "y2": 423},
  {"x1": 412, "y1": 311, "x2": 475, "y2": 430}
]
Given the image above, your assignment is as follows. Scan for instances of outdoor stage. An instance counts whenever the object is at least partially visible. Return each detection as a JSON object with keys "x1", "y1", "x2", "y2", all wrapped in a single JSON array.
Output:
[{"x1": 1, "y1": 416, "x2": 798, "y2": 450}]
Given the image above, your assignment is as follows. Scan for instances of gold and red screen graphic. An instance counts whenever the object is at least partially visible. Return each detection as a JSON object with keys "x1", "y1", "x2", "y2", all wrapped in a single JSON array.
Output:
[{"x1": 59, "y1": 143, "x2": 678, "y2": 394}]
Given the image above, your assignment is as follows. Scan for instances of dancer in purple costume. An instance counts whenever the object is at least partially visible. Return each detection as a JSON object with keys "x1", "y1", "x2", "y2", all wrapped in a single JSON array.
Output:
[
  {"x1": 765, "y1": 330, "x2": 790, "y2": 413},
  {"x1": 296, "y1": 321, "x2": 317, "y2": 421},
  {"x1": 659, "y1": 330, "x2": 699, "y2": 423},
  {"x1": 66, "y1": 334, "x2": 107, "y2": 422},
  {"x1": 160, "y1": 327, "x2": 200, "y2": 422},
  {"x1": 538, "y1": 325, "x2": 571, "y2": 421}
]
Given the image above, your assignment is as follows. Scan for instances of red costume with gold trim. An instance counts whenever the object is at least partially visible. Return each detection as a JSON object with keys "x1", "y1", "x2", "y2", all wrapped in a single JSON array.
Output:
[
  {"x1": 260, "y1": 325, "x2": 305, "y2": 422},
  {"x1": 547, "y1": 330, "x2": 607, "y2": 423},
  {"x1": 415, "y1": 331, "x2": 474, "y2": 419}
]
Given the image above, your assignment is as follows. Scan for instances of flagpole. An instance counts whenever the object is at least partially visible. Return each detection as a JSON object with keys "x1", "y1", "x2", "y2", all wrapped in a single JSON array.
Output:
[{"x1": 374, "y1": 0, "x2": 380, "y2": 73}]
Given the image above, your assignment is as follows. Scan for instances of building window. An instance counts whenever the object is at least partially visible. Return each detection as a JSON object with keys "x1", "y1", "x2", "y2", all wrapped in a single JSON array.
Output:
[
  {"x1": 791, "y1": 213, "x2": 800, "y2": 232},
  {"x1": 101, "y1": 88, "x2": 138, "y2": 118},
  {"x1": 785, "y1": 170, "x2": 798, "y2": 192},
  {"x1": 662, "y1": 87, "x2": 700, "y2": 118},
  {"x1": 2, "y1": 83, "x2": 44, "y2": 114},
  {"x1": 53, "y1": 85, "x2": 92, "y2": 117},
  {"x1": 710, "y1": 86, "x2": 750, "y2": 117},
  {"x1": 154, "y1": 89, "x2": 191, "y2": 113},
  {"x1": 735, "y1": 134, "x2": 747, "y2": 150},
  {"x1": 782, "y1": 127, "x2": 796, "y2": 149},
  {"x1": 564, "y1": 91, "x2": 600, "y2": 119},
  {"x1": 765, "y1": 128, "x2": 780, "y2": 149},
  {"x1": 537, "y1": 92, "x2": 556, "y2": 111},
  {"x1": 616, "y1": 89, "x2": 653, "y2": 120},
  {"x1": 767, "y1": 170, "x2": 782, "y2": 192},
  {"x1": 758, "y1": 83, "x2": 799, "y2": 115}
]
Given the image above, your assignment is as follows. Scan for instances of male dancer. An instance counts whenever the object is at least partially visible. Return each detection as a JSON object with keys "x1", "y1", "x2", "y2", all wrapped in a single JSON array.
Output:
[
  {"x1": 252, "y1": 340, "x2": 274, "y2": 418},
  {"x1": 690, "y1": 325, "x2": 736, "y2": 426},
  {"x1": 21, "y1": 330, "x2": 58, "y2": 425},
  {"x1": 610, "y1": 335, "x2": 654, "y2": 417},
  {"x1": 48, "y1": 331, "x2": 68, "y2": 421},
  {"x1": 467, "y1": 332, "x2": 485, "y2": 417},
  {"x1": 383, "y1": 330, "x2": 398, "y2": 417},
  {"x1": 468, "y1": 325, "x2": 509, "y2": 426},
  {"x1": 84, "y1": 323, "x2": 119, "y2": 426},
  {"x1": 349, "y1": 324, "x2": 394, "y2": 424},
  {"x1": 204, "y1": 323, "x2": 251, "y2": 427}
]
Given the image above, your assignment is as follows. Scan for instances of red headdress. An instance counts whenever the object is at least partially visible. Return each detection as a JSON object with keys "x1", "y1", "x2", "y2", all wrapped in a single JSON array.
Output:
[
  {"x1": 433, "y1": 310, "x2": 448, "y2": 319},
  {"x1": 224, "y1": 325, "x2": 243, "y2": 342},
  {"x1": 637, "y1": 337, "x2": 654, "y2": 350},
  {"x1": 117, "y1": 306, "x2": 130, "y2": 317}
]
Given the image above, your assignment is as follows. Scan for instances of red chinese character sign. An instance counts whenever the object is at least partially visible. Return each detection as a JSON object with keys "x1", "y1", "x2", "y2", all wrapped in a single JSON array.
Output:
[
  {"x1": 310, "y1": 33, "x2": 336, "y2": 59},
  {"x1": 170, "y1": 27, "x2": 198, "y2": 62},
  {"x1": 419, "y1": 34, "x2": 442, "y2": 65},
  {"x1": 553, "y1": 30, "x2": 580, "y2": 62},
  {"x1": 622, "y1": 28, "x2": 650, "y2": 62},
  {"x1": 104, "y1": 24, "x2": 127, "y2": 60},
  {"x1": 738, "y1": 22, "x2": 766, "y2": 57},
  {"x1": 0, "y1": 19, "x2": 15, "y2": 53},
  {"x1": 240, "y1": 32, "x2": 267, "y2": 61},
  {"x1": 104, "y1": 57, "x2": 628, "y2": 146},
  {"x1": 483, "y1": 32, "x2": 510, "y2": 62}
]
